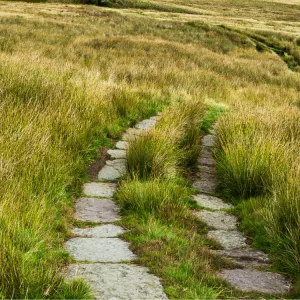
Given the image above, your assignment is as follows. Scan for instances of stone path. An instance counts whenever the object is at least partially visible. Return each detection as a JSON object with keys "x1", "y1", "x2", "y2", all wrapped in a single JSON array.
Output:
[
  {"x1": 65, "y1": 114, "x2": 167, "y2": 300},
  {"x1": 192, "y1": 130, "x2": 291, "y2": 295}
]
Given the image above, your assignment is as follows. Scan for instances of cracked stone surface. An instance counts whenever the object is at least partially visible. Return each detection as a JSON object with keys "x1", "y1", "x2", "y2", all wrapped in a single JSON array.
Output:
[
  {"x1": 72, "y1": 225, "x2": 126, "y2": 238},
  {"x1": 208, "y1": 230, "x2": 247, "y2": 249},
  {"x1": 202, "y1": 135, "x2": 215, "y2": 147},
  {"x1": 193, "y1": 194, "x2": 232, "y2": 210},
  {"x1": 82, "y1": 182, "x2": 117, "y2": 198},
  {"x1": 65, "y1": 238, "x2": 136, "y2": 262},
  {"x1": 75, "y1": 198, "x2": 120, "y2": 223},
  {"x1": 193, "y1": 178, "x2": 216, "y2": 194},
  {"x1": 196, "y1": 210, "x2": 237, "y2": 230},
  {"x1": 219, "y1": 269, "x2": 290, "y2": 294},
  {"x1": 106, "y1": 159, "x2": 126, "y2": 172},
  {"x1": 135, "y1": 119, "x2": 156, "y2": 130},
  {"x1": 66, "y1": 263, "x2": 168, "y2": 300},
  {"x1": 217, "y1": 249, "x2": 269, "y2": 262},
  {"x1": 116, "y1": 141, "x2": 129, "y2": 150},
  {"x1": 198, "y1": 165, "x2": 216, "y2": 175},
  {"x1": 107, "y1": 149, "x2": 126, "y2": 159}
]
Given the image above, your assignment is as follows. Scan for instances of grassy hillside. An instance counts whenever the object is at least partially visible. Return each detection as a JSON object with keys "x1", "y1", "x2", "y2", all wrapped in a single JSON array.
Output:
[{"x1": 0, "y1": 0, "x2": 299, "y2": 298}]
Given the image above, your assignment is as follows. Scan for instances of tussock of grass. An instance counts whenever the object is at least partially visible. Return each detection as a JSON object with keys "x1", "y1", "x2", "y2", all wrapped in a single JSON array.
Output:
[{"x1": 215, "y1": 106, "x2": 300, "y2": 291}]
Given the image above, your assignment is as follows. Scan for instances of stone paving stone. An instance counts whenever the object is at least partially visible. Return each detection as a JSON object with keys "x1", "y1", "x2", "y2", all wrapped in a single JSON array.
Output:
[
  {"x1": 98, "y1": 165, "x2": 123, "y2": 181},
  {"x1": 106, "y1": 159, "x2": 126, "y2": 172},
  {"x1": 107, "y1": 149, "x2": 126, "y2": 159},
  {"x1": 66, "y1": 263, "x2": 168, "y2": 300},
  {"x1": 198, "y1": 165, "x2": 216, "y2": 175},
  {"x1": 196, "y1": 210, "x2": 237, "y2": 230},
  {"x1": 193, "y1": 194, "x2": 233, "y2": 210},
  {"x1": 122, "y1": 133, "x2": 139, "y2": 142},
  {"x1": 202, "y1": 135, "x2": 215, "y2": 147},
  {"x1": 65, "y1": 238, "x2": 136, "y2": 262},
  {"x1": 72, "y1": 225, "x2": 126, "y2": 238},
  {"x1": 200, "y1": 146, "x2": 214, "y2": 159},
  {"x1": 193, "y1": 178, "x2": 216, "y2": 195},
  {"x1": 116, "y1": 141, "x2": 129, "y2": 150},
  {"x1": 74, "y1": 198, "x2": 120, "y2": 223},
  {"x1": 219, "y1": 269, "x2": 290, "y2": 294},
  {"x1": 82, "y1": 182, "x2": 117, "y2": 198},
  {"x1": 135, "y1": 119, "x2": 156, "y2": 130},
  {"x1": 98, "y1": 159, "x2": 126, "y2": 181},
  {"x1": 217, "y1": 249, "x2": 269, "y2": 263},
  {"x1": 208, "y1": 230, "x2": 247, "y2": 250},
  {"x1": 198, "y1": 157, "x2": 216, "y2": 166}
]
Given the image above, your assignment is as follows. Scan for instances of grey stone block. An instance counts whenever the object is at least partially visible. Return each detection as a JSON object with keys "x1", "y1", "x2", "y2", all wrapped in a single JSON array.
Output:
[
  {"x1": 65, "y1": 238, "x2": 136, "y2": 262},
  {"x1": 219, "y1": 269, "x2": 290, "y2": 294},
  {"x1": 82, "y1": 182, "x2": 117, "y2": 198},
  {"x1": 193, "y1": 194, "x2": 232, "y2": 210},
  {"x1": 66, "y1": 263, "x2": 168, "y2": 300},
  {"x1": 72, "y1": 225, "x2": 126, "y2": 238},
  {"x1": 196, "y1": 210, "x2": 237, "y2": 230},
  {"x1": 208, "y1": 230, "x2": 247, "y2": 250},
  {"x1": 74, "y1": 198, "x2": 120, "y2": 223}
]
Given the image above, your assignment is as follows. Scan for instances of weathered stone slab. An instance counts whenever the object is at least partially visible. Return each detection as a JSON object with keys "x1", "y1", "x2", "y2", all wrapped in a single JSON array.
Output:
[
  {"x1": 74, "y1": 198, "x2": 120, "y2": 223},
  {"x1": 72, "y1": 225, "x2": 126, "y2": 238},
  {"x1": 65, "y1": 238, "x2": 136, "y2": 262},
  {"x1": 198, "y1": 157, "x2": 216, "y2": 167},
  {"x1": 196, "y1": 210, "x2": 237, "y2": 230},
  {"x1": 219, "y1": 269, "x2": 290, "y2": 294},
  {"x1": 116, "y1": 141, "x2": 129, "y2": 150},
  {"x1": 66, "y1": 263, "x2": 168, "y2": 300},
  {"x1": 98, "y1": 165, "x2": 123, "y2": 181},
  {"x1": 82, "y1": 182, "x2": 117, "y2": 198},
  {"x1": 193, "y1": 179, "x2": 216, "y2": 195},
  {"x1": 200, "y1": 146, "x2": 214, "y2": 159},
  {"x1": 135, "y1": 119, "x2": 156, "y2": 130},
  {"x1": 217, "y1": 249, "x2": 269, "y2": 263},
  {"x1": 107, "y1": 149, "x2": 127, "y2": 159},
  {"x1": 208, "y1": 230, "x2": 247, "y2": 250},
  {"x1": 202, "y1": 135, "x2": 215, "y2": 147},
  {"x1": 106, "y1": 159, "x2": 126, "y2": 172},
  {"x1": 198, "y1": 165, "x2": 216, "y2": 175},
  {"x1": 193, "y1": 194, "x2": 232, "y2": 210}
]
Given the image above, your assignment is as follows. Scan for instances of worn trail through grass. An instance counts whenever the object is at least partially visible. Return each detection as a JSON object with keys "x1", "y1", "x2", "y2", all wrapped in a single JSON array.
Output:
[
  {"x1": 64, "y1": 114, "x2": 167, "y2": 299},
  {"x1": 192, "y1": 129, "x2": 291, "y2": 296}
]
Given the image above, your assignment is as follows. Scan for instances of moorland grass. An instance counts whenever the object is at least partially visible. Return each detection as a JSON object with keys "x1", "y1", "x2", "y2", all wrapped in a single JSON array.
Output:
[
  {"x1": 1, "y1": 0, "x2": 300, "y2": 297},
  {"x1": 215, "y1": 106, "x2": 300, "y2": 293}
]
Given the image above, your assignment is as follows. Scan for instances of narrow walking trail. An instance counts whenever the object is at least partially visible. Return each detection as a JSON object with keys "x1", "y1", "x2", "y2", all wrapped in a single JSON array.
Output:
[
  {"x1": 192, "y1": 129, "x2": 292, "y2": 295},
  {"x1": 64, "y1": 115, "x2": 167, "y2": 300}
]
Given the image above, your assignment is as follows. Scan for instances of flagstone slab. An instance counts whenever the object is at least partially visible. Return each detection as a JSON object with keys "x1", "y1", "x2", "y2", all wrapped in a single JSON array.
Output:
[
  {"x1": 72, "y1": 225, "x2": 126, "y2": 238},
  {"x1": 200, "y1": 147, "x2": 214, "y2": 159},
  {"x1": 98, "y1": 165, "x2": 123, "y2": 181},
  {"x1": 66, "y1": 263, "x2": 168, "y2": 300},
  {"x1": 196, "y1": 210, "x2": 237, "y2": 230},
  {"x1": 135, "y1": 119, "x2": 156, "y2": 130},
  {"x1": 193, "y1": 178, "x2": 216, "y2": 195},
  {"x1": 198, "y1": 165, "x2": 216, "y2": 175},
  {"x1": 107, "y1": 149, "x2": 127, "y2": 159},
  {"x1": 116, "y1": 141, "x2": 129, "y2": 150},
  {"x1": 82, "y1": 182, "x2": 117, "y2": 198},
  {"x1": 202, "y1": 135, "x2": 215, "y2": 147},
  {"x1": 65, "y1": 238, "x2": 136, "y2": 262},
  {"x1": 219, "y1": 269, "x2": 290, "y2": 294},
  {"x1": 208, "y1": 230, "x2": 247, "y2": 250},
  {"x1": 106, "y1": 159, "x2": 126, "y2": 172},
  {"x1": 74, "y1": 198, "x2": 120, "y2": 223},
  {"x1": 193, "y1": 194, "x2": 232, "y2": 210},
  {"x1": 217, "y1": 249, "x2": 269, "y2": 263}
]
